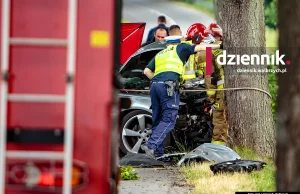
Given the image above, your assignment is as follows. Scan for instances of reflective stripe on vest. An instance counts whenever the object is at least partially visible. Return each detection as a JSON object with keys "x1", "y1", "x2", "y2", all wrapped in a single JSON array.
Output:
[
  {"x1": 154, "y1": 45, "x2": 183, "y2": 76},
  {"x1": 217, "y1": 79, "x2": 225, "y2": 89},
  {"x1": 187, "y1": 55, "x2": 195, "y2": 71},
  {"x1": 183, "y1": 70, "x2": 196, "y2": 80},
  {"x1": 185, "y1": 70, "x2": 196, "y2": 75},
  {"x1": 217, "y1": 79, "x2": 224, "y2": 86},
  {"x1": 212, "y1": 49, "x2": 223, "y2": 58},
  {"x1": 183, "y1": 74, "x2": 196, "y2": 80}
]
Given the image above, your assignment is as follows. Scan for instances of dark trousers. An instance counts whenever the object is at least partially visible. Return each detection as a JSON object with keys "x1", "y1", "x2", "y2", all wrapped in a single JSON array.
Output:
[{"x1": 146, "y1": 82, "x2": 180, "y2": 156}]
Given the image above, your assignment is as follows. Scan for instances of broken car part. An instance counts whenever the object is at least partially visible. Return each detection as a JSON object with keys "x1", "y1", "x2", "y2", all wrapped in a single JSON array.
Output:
[
  {"x1": 210, "y1": 160, "x2": 267, "y2": 174},
  {"x1": 177, "y1": 143, "x2": 241, "y2": 166}
]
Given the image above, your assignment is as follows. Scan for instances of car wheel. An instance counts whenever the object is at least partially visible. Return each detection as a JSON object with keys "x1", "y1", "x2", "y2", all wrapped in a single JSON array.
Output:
[
  {"x1": 119, "y1": 110, "x2": 171, "y2": 154},
  {"x1": 120, "y1": 110, "x2": 152, "y2": 154}
]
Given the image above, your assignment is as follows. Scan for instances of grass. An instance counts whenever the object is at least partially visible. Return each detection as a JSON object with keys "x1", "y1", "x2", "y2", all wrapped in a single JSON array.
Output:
[
  {"x1": 203, "y1": 0, "x2": 213, "y2": 3},
  {"x1": 266, "y1": 26, "x2": 278, "y2": 48},
  {"x1": 180, "y1": 146, "x2": 276, "y2": 194},
  {"x1": 169, "y1": 1, "x2": 215, "y2": 18}
]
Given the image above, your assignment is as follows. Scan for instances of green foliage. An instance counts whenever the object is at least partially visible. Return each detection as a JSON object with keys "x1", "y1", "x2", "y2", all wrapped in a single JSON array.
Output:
[
  {"x1": 168, "y1": 0, "x2": 215, "y2": 17},
  {"x1": 266, "y1": 27, "x2": 278, "y2": 48},
  {"x1": 264, "y1": 0, "x2": 274, "y2": 7},
  {"x1": 175, "y1": 141, "x2": 192, "y2": 153},
  {"x1": 185, "y1": 0, "x2": 196, "y2": 3},
  {"x1": 120, "y1": 166, "x2": 139, "y2": 180},
  {"x1": 265, "y1": 0, "x2": 278, "y2": 29},
  {"x1": 265, "y1": 27, "x2": 278, "y2": 122},
  {"x1": 192, "y1": 3, "x2": 214, "y2": 17},
  {"x1": 267, "y1": 65, "x2": 278, "y2": 122},
  {"x1": 171, "y1": 0, "x2": 196, "y2": 3}
]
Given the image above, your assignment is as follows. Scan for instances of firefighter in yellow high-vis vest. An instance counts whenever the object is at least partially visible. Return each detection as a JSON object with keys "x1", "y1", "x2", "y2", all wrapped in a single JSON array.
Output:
[{"x1": 204, "y1": 23, "x2": 228, "y2": 145}]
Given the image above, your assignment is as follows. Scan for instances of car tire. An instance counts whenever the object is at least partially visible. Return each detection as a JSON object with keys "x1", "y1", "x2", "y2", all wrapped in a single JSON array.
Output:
[{"x1": 119, "y1": 110, "x2": 171, "y2": 155}]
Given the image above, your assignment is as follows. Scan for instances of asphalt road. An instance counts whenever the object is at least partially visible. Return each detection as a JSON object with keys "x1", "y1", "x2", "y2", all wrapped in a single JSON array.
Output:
[
  {"x1": 118, "y1": 168, "x2": 193, "y2": 194},
  {"x1": 122, "y1": 0, "x2": 215, "y2": 43}
]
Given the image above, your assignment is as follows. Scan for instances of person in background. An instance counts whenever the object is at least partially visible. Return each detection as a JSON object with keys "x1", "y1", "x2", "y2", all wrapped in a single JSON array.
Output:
[
  {"x1": 146, "y1": 15, "x2": 169, "y2": 42},
  {"x1": 141, "y1": 27, "x2": 167, "y2": 47},
  {"x1": 168, "y1": 24, "x2": 182, "y2": 36}
]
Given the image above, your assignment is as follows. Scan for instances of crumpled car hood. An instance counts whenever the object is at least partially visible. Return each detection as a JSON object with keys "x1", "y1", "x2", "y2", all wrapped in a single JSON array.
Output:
[
  {"x1": 177, "y1": 143, "x2": 241, "y2": 166},
  {"x1": 119, "y1": 144, "x2": 241, "y2": 167}
]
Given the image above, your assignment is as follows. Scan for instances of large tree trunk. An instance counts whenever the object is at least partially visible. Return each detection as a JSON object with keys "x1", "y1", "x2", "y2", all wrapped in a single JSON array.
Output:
[
  {"x1": 277, "y1": 0, "x2": 300, "y2": 191},
  {"x1": 216, "y1": 0, "x2": 275, "y2": 157}
]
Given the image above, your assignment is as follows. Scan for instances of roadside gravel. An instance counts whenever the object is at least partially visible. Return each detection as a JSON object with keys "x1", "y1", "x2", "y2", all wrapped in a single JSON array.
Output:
[{"x1": 118, "y1": 167, "x2": 194, "y2": 194}]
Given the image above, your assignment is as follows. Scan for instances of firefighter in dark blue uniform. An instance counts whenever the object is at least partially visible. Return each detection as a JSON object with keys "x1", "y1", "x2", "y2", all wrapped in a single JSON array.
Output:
[{"x1": 142, "y1": 35, "x2": 222, "y2": 158}]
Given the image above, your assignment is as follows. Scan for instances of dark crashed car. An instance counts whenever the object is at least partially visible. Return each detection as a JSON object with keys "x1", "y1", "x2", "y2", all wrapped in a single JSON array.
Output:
[{"x1": 119, "y1": 41, "x2": 214, "y2": 155}]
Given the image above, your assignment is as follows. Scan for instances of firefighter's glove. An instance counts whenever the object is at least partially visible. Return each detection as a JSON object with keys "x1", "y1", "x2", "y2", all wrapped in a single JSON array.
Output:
[
  {"x1": 201, "y1": 34, "x2": 216, "y2": 44},
  {"x1": 192, "y1": 34, "x2": 201, "y2": 44},
  {"x1": 220, "y1": 41, "x2": 224, "y2": 49}
]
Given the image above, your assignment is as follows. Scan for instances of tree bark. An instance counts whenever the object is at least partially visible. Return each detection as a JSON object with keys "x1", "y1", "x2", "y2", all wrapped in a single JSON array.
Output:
[
  {"x1": 216, "y1": 0, "x2": 275, "y2": 157},
  {"x1": 277, "y1": 0, "x2": 300, "y2": 191}
]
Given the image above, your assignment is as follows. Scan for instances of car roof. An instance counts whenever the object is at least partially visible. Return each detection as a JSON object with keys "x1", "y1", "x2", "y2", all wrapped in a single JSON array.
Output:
[
  {"x1": 119, "y1": 41, "x2": 166, "y2": 73},
  {"x1": 137, "y1": 41, "x2": 167, "y2": 53}
]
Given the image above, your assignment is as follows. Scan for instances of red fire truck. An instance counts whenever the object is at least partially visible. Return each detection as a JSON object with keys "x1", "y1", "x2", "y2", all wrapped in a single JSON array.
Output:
[{"x1": 0, "y1": 0, "x2": 122, "y2": 193}]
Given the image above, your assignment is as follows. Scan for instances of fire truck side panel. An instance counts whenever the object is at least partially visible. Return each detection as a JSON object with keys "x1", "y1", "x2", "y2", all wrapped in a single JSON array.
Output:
[
  {"x1": 0, "y1": 0, "x2": 116, "y2": 193},
  {"x1": 73, "y1": 0, "x2": 115, "y2": 193}
]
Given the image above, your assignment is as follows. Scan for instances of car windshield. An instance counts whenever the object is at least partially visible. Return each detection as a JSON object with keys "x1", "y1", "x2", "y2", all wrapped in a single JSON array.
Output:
[{"x1": 120, "y1": 49, "x2": 161, "y2": 78}]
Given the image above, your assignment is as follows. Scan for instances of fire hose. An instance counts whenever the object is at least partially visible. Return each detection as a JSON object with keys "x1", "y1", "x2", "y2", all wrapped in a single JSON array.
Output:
[{"x1": 120, "y1": 87, "x2": 272, "y2": 99}]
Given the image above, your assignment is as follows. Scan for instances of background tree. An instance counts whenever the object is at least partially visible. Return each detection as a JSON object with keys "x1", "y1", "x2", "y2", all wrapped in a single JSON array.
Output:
[
  {"x1": 265, "y1": 0, "x2": 277, "y2": 29},
  {"x1": 277, "y1": 0, "x2": 300, "y2": 191},
  {"x1": 215, "y1": 0, "x2": 275, "y2": 157}
]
